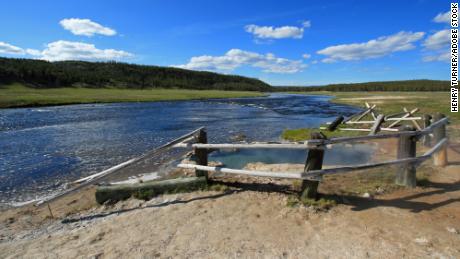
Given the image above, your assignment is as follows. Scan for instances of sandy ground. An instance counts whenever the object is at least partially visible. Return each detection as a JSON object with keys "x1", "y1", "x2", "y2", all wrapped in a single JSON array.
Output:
[{"x1": 1, "y1": 142, "x2": 460, "y2": 258}]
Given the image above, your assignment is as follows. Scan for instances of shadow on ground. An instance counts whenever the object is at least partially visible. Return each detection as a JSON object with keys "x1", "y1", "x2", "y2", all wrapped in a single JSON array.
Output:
[
  {"x1": 62, "y1": 177, "x2": 459, "y2": 225},
  {"x1": 327, "y1": 180, "x2": 460, "y2": 213},
  {"x1": 62, "y1": 189, "x2": 240, "y2": 224}
]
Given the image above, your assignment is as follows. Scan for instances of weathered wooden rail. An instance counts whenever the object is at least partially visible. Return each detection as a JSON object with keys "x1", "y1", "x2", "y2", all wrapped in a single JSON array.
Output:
[
  {"x1": 174, "y1": 114, "x2": 449, "y2": 199},
  {"x1": 35, "y1": 127, "x2": 205, "y2": 206}
]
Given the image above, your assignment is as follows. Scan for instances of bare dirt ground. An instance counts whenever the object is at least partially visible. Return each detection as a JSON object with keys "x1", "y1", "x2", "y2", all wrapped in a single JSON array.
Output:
[{"x1": 1, "y1": 141, "x2": 460, "y2": 258}]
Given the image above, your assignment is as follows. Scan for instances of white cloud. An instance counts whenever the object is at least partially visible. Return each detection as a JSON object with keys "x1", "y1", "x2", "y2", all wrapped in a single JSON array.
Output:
[
  {"x1": 423, "y1": 51, "x2": 450, "y2": 62},
  {"x1": 175, "y1": 49, "x2": 306, "y2": 73},
  {"x1": 302, "y1": 20, "x2": 311, "y2": 28},
  {"x1": 422, "y1": 29, "x2": 450, "y2": 63},
  {"x1": 37, "y1": 40, "x2": 132, "y2": 61},
  {"x1": 423, "y1": 29, "x2": 449, "y2": 50},
  {"x1": 317, "y1": 31, "x2": 425, "y2": 62},
  {"x1": 245, "y1": 24, "x2": 304, "y2": 39},
  {"x1": 0, "y1": 42, "x2": 41, "y2": 57},
  {"x1": 0, "y1": 41, "x2": 25, "y2": 54},
  {"x1": 302, "y1": 53, "x2": 311, "y2": 59},
  {"x1": 0, "y1": 40, "x2": 132, "y2": 61},
  {"x1": 60, "y1": 18, "x2": 116, "y2": 36},
  {"x1": 433, "y1": 11, "x2": 450, "y2": 23}
]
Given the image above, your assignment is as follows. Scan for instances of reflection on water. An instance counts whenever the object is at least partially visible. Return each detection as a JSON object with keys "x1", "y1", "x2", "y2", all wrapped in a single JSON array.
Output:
[{"x1": 0, "y1": 93, "x2": 362, "y2": 204}]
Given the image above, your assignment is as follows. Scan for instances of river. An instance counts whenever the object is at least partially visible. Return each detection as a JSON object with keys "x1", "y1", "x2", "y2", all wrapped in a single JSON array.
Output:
[{"x1": 0, "y1": 93, "x2": 367, "y2": 206}]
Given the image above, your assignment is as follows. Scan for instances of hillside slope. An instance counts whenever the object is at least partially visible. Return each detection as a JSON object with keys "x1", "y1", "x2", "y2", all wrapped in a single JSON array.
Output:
[{"x1": 0, "y1": 57, "x2": 272, "y2": 91}]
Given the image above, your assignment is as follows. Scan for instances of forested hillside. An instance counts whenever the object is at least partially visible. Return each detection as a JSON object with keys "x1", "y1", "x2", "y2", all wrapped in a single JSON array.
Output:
[
  {"x1": 0, "y1": 57, "x2": 272, "y2": 91},
  {"x1": 275, "y1": 80, "x2": 450, "y2": 92}
]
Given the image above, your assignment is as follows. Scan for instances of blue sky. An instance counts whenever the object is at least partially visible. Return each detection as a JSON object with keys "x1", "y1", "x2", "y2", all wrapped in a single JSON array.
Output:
[{"x1": 0, "y1": 0, "x2": 453, "y2": 85}]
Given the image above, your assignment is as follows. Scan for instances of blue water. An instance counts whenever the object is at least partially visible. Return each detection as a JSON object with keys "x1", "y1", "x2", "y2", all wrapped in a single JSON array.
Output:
[
  {"x1": 0, "y1": 94, "x2": 362, "y2": 204},
  {"x1": 210, "y1": 145, "x2": 373, "y2": 169}
]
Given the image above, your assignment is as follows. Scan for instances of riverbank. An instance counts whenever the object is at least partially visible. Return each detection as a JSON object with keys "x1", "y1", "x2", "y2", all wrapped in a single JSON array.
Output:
[{"x1": 0, "y1": 84, "x2": 266, "y2": 108}]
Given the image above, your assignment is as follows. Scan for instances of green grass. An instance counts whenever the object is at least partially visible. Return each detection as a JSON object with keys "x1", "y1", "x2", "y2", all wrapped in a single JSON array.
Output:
[
  {"x1": 131, "y1": 183, "x2": 228, "y2": 201},
  {"x1": 0, "y1": 83, "x2": 266, "y2": 108},
  {"x1": 281, "y1": 126, "x2": 366, "y2": 141}
]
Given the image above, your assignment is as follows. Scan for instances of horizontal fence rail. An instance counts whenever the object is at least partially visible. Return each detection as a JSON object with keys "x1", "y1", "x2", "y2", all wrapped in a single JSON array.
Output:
[
  {"x1": 174, "y1": 142, "x2": 315, "y2": 149},
  {"x1": 173, "y1": 118, "x2": 448, "y2": 150},
  {"x1": 335, "y1": 117, "x2": 423, "y2": 124},
  {"x1": 177, "y1": 164, "x2": 304, "y2": 179}
]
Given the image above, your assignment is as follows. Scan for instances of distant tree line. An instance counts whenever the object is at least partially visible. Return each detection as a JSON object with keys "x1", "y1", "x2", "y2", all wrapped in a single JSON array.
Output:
[
  {"x1": 0, "y1": 57, "x2": 272, "y2": 91},
  {"x1": 274, "y1": 80, "x2": 450, "y2": 92}
]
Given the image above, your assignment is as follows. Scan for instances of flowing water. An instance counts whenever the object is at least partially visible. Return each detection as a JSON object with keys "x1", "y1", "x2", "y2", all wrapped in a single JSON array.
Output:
[{"x1": 0, "y1": 93, "x2": 369, "y2": 206}]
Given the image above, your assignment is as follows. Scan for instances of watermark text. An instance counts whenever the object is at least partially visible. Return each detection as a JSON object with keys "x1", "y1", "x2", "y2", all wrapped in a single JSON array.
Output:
[{"x1": 452, "y1": 2, "x2": 458, "y2": 112}]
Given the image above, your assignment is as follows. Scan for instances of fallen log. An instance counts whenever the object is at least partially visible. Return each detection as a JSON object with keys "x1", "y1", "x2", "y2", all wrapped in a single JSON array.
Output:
[
  {"x1": 95, "y1": 177, "x2": 207, "y2": 204},
  {"x1": 327, "y1": 116, "x2": 344, "y2": 131}
]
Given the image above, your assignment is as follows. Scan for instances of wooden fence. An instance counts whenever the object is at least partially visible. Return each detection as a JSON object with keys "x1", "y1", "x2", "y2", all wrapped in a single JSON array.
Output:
[
  {"x1": 174, "y1": 114, "x2": 449, "y2": 200},
  {"x1": 321, "y1": 103, "x2": 424, "y2": 133}
]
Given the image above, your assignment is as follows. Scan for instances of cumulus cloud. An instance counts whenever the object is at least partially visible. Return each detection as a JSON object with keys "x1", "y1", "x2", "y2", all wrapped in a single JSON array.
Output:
[
  {"x1": 0, "y1": 41, "x2": 26, "y2": 54},
  {"x1": 175, "y1": 49, "x2": 306, "y2": 73},
  {"x1": 245, "y1": 24, "x2": 304, "y2": 39},
  {"x1": 422, "y1": 29, "x2": 450, "y2": 63},
  {"x1": 423, "y1": 29, "x2": 450, "y2": 50},
  {"x1": 37, "y1": 40, "x2": 132, "y2": 61},
  {"x1": 433, "y1": 11, "x2": 450, "y2": 23},
  {"x1": 60, "y1": 18, "x2": 116, "y2": 36},
  {"x1": 423, "y1": 51, "x2": 450, "y2": 62},
  {"x1": 0, "y1": 41, "x2": 42, "y2": 56},
  {"x1": 316, "y1": 31, "x2": 425, "y2": 62},
  {"x1": 0, "y1": 40, "x2": 132, "y2": 61}
]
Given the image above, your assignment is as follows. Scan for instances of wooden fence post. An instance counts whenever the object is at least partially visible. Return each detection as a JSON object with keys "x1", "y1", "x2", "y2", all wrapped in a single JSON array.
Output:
[
  {"x1": 423, "y1": 114, "x2": 432, "y2": 147},
  {"x1": 300, "y1": 132, "x2": 325, "y2": 200},
  {"x1": 395, "y1": 126, "x2": 417, "y2": 187},
  {"x1": 195, "y1": 129, "x2": 208, "y2": 179},
  {"x1": 433, "y1": 113, "x2": 448, "y2": 167},
  {"x1": 369, "y1": 114, "x2": 385, "y2": 135}
]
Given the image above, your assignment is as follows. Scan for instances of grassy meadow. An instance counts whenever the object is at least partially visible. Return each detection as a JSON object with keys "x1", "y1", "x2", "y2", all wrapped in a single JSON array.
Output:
[{"x1": 0, "y1": 84, "x2": 266, "y2": 108}]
